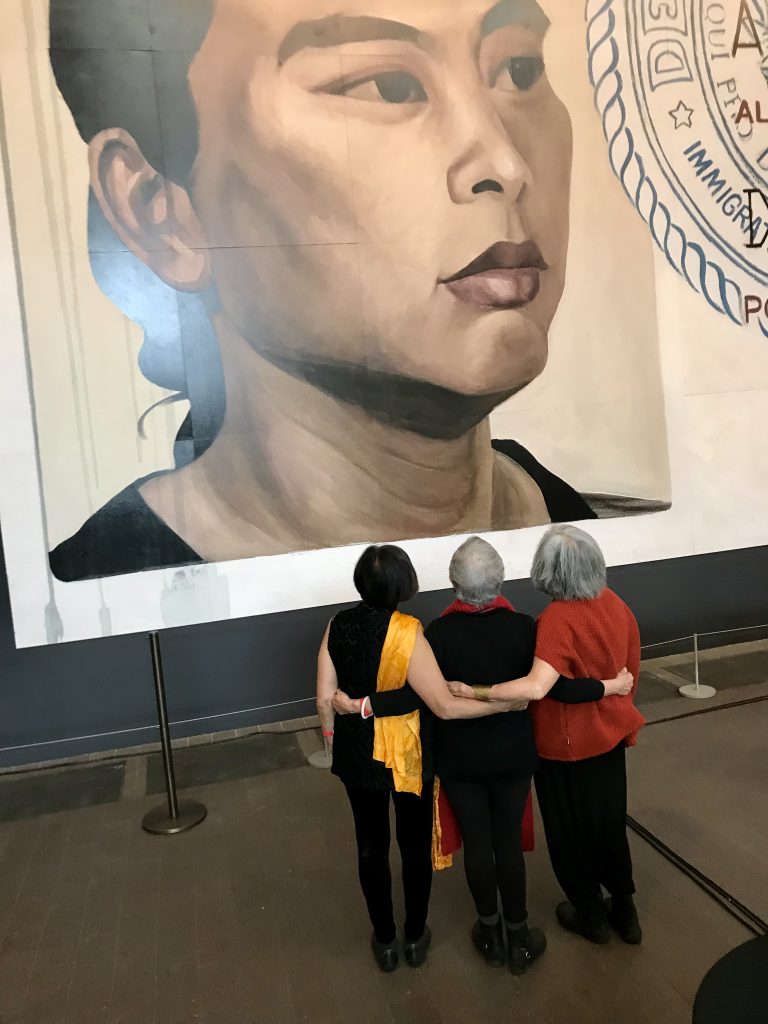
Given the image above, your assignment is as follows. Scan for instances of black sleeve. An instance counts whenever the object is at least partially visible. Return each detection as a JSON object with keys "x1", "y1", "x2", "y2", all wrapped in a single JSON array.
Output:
[
  {"x1": 368, "y1": 684, "x2": 423, "y2": 718},
  {"x1": 49, "y1": 484, "x2": 203, "y2": 582},
  {"x1": 548, "y1": 677, "x2": 606, "y2": 704},
  {"x1": 490, "y1": 440, "x2": 597, "y2": 522}
]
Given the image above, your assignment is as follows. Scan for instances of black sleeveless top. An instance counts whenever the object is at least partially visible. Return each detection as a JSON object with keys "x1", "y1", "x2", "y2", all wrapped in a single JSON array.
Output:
[{"x1": 328, "y1": 603, "x2": 432, "y2": 790}]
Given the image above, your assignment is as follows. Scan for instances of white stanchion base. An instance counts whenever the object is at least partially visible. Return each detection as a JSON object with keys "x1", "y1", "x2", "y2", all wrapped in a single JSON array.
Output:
[
  {"x1": 678, "y1": 684, "x2": 717, "y2": 700},
  {"x1": 309, "y1": 749, "x2": 333, "y2": 769}
]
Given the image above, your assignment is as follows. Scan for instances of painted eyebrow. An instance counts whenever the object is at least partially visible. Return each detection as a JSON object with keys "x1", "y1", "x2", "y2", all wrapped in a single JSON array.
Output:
[
  {"x1": 480, "y1": 0, "x2": 551, "y2": 38},
  {"x1": 277, "y1": 2, "x2": 549, "y2": 67},
  {"x1": 277, "y1": 15, "x2": 432, "y2": 65}
]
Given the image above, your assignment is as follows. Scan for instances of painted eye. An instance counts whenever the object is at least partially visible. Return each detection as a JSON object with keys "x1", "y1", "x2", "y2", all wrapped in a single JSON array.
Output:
[
  {"x1": 495, "y1": 55, "x2": 545, "y2": 92},
  {"x1": 333, "y1": 71, "x2": 427, "y2": 104}
]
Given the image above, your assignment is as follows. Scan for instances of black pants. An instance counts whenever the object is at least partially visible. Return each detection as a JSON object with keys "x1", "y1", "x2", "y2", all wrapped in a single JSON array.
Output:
[
  {"x1": 535, "y1": 743, "x2": 635, "y2": 917},
  {"x1": 344, "y1": 781, "x2": 434, "y2": 944},
  {"x1": 440, "y1": 772, "x2": 531, "y2": 925}
]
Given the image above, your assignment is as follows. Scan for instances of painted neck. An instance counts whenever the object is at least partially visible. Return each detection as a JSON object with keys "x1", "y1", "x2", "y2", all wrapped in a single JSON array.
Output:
[{"x1": 186, "y1": 317, "x2": 496, "y2": 554}]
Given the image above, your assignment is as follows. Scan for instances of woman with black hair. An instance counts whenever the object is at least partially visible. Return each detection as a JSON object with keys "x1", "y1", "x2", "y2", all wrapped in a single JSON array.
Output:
[{"x1": 316, "y1": 544, "x2": 521, "y2": 973}]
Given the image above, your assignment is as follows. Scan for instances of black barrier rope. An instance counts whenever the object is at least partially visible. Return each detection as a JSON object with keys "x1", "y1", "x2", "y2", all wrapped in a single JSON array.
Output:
[
  {"x1": 626, "y1": 815, "x2": 768, "y2": 937},
  {"x1": 645, "y1": 692, "x2": 768, "y2": 728},
  {"x1": 630, "y1": 692, "x2": 768, "y2": 939}
]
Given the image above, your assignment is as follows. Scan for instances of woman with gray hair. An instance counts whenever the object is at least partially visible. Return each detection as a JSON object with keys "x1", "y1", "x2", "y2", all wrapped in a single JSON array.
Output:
[
  {"x1": 450, "y1": 525, "x2": 644, "y2": 947},
  {"x1": 359, "y1": 535, "x2": 631, "y2": 974}
]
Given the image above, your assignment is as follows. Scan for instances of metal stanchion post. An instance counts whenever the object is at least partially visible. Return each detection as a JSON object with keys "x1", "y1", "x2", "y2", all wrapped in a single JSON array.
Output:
[
  {"x1": 679, "y1": 632, "x2": 717, "y2": 700},
  {"x1": 142, "y1": 631, "x2": 207, "y2": 835}
]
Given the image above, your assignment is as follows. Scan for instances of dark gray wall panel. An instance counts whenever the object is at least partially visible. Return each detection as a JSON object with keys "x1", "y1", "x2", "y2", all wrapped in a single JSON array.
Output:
[{"x1": 1, "y1": 537, "x2": 766, "y2": 768}]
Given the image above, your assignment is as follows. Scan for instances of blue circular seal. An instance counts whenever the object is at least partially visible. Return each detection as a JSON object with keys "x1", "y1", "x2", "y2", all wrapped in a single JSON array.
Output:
[{"x1": 586, "y1": 0, "x2": 768, "y2": 334}]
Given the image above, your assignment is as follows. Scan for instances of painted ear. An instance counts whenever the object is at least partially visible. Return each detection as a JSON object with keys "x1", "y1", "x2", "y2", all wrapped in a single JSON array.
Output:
[{"x1": 88, "y1": 127, "x2": 211, "y2": 292}]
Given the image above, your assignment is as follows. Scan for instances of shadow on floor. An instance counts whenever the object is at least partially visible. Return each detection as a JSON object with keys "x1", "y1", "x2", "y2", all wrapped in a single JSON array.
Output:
[
  {"x1": 0, "y1": 762, "x2": 125, "y2": 823},
  {"x1": 145, "y1": 731, "x2": 307, "y2": 796}
]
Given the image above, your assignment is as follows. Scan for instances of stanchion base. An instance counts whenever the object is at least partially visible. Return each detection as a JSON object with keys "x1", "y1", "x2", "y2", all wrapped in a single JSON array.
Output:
[
  {"x1": 142, "y1": 799, "x2": 207, "y2": 836},
  {"x1": 308, "y1": 749, "x2": 333, "y2": 769},
  {"x1": 678, "y1": 684, "x2": 717, "y2": 700}
]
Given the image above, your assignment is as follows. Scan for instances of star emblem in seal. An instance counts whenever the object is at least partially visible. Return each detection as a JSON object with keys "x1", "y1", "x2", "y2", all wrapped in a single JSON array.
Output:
[{"x1": 669, "y1": 100, "x2": 694, "y2": 130}]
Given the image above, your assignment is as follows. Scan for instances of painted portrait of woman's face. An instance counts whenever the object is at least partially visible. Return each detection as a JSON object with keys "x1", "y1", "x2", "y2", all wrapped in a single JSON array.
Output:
[
  {"x1": 182, "y1": 0, "x2": 572, "y2": 406},
  {"x1": 83, "y1": 0, "x2": 571, "y2": 436}
]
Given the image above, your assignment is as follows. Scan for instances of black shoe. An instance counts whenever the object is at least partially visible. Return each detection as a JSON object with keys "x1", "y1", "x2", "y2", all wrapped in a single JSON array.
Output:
[
  {"x1": 606, "y1": 896, "x2": 642, "y2": 945},
  {"x1": 471, "y1": 920, "x2": 505, "y2": 968},
  {"x1": 371, "y1": 934, "x2": 398, "y2": 973},
  {"x1": 507, "y1": 923, "x2": 547, "y2": 976},
  {"x1": 403, "y1": 925, "x2": 431, "y2": 968},
  {"x1": 556, "y1": 901, "x2": 611, "y2": 945}
]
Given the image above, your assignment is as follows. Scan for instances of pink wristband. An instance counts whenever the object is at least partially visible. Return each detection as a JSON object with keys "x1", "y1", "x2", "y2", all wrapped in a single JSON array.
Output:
[{"x1": 322, "y1": 730, "x2": 334, "y2": 738}]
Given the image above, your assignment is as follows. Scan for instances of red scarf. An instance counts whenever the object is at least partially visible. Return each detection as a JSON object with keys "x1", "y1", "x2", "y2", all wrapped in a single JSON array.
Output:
[
  {"x1": 440, "y1": 594, "x2": 515, "y2": 617},
  {"x1": 435, "y1": 593, "x2": 535, "y2": 860}
]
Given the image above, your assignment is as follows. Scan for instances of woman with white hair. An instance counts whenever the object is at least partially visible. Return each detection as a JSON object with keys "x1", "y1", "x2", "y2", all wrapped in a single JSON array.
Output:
[
  {"x1": 341, "y1": 536, "x2": 631, "y2": 974},
  {"x1": 317, "y1": 544, "x2": 526, "y2": 973},
  {"x1": 450, "y1": 525, "x2": 645, "y2": 947}
]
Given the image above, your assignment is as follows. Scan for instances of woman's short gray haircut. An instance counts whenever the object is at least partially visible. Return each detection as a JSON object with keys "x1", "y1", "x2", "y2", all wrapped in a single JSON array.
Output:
[
  {"x1": 530, "y1": 525, "x2": 607, "y2": 601},
  {"x1": 449, "y1": 536, "x2": 505, "y2": 606}
]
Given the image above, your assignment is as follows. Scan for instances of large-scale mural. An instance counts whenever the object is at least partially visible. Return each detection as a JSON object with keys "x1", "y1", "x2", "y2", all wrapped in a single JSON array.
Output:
[
  {"x1": 47, "y1": 0, "x2": 668, "y2": 583},
  {"x1": 1, "y1": 0, "x2": 765, "y2": 647}
]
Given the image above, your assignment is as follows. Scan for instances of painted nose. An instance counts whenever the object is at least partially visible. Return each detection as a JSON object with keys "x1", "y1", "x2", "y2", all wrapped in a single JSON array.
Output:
[{"x1": 446, "y1": 101, "x2": 532, "y2": 205}]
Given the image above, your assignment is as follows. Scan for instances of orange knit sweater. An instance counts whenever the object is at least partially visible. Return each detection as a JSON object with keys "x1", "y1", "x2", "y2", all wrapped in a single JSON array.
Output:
[{"x1": 530, "y1": 589, "x2": 645, "y2": 762}]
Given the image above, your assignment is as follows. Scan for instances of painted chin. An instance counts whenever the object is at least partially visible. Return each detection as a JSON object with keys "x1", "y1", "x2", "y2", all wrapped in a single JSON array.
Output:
[{"x1": 430, "y1": 324, "x2": 548, "y2": 399}]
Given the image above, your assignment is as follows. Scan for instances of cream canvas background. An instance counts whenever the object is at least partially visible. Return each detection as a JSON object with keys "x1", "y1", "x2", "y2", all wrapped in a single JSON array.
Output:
[{"x1": 1, "y1": 0, "x2": 764, "y2": 649}]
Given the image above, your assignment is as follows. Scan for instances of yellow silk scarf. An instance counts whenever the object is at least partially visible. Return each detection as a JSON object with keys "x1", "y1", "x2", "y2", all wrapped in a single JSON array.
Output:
[
  {"x1": 372, "y1": 611, "x2": 423, "y2": 796},
  {"x1": 371, "y1": 610, "x2": 453, "y2": 869}
]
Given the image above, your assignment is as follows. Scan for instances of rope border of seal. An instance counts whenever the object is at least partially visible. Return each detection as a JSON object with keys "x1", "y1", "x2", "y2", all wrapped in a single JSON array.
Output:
[{"x1": 584, "y1": 0, "x2": 759, "y2": 332}]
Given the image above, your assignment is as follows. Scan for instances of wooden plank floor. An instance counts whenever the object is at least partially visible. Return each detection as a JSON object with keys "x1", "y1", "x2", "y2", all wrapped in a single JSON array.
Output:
[{"x1": 0, "y1": 746, "x2": 755, "y2": 1024}]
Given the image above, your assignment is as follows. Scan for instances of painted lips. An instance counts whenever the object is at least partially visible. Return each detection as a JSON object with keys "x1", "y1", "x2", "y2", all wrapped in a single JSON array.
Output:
[{"x1": 442, "y1": 240, "x2": 548, "y2": 309}]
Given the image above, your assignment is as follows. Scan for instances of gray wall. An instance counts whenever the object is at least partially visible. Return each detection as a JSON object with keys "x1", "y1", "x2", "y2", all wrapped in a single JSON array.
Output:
[{"x1": 1, "y1": 537, "x2": 767, "y2": 769}]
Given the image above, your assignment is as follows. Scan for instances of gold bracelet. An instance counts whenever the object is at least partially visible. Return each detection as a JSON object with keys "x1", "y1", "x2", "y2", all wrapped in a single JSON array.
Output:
[{"x1": 472, "y1": 685, "x2": 492, "y2": 702}]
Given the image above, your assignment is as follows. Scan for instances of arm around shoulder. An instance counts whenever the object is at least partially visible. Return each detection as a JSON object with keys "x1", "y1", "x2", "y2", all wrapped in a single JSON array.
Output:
[{"x1": 487, "y1": 657, "x2": 560, "y2": 702}]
